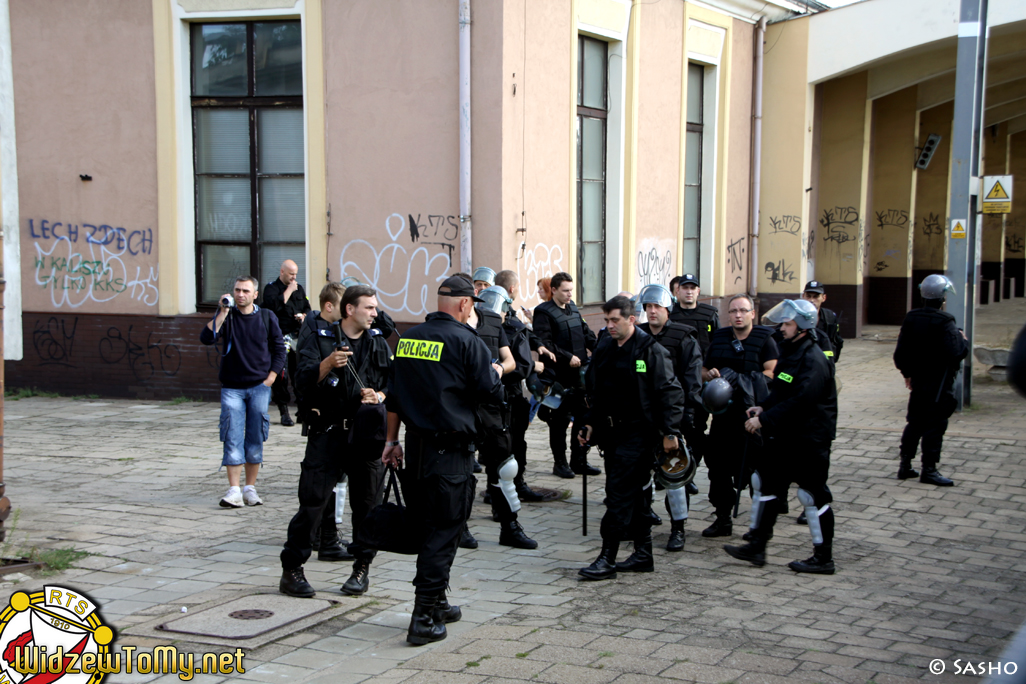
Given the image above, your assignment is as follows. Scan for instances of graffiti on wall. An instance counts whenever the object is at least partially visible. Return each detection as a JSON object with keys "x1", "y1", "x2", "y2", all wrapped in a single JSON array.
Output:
[
  {"x1": 920, "y1": 212, "x2": 943, "y2": 237},
  {"x1": 875, "y1": 209, "x2": 909, "y2": 230},
  {"x1": 99, "y1": 325, "x2": 182, "y2": 382},
  {"x1": 768, "y1": 215, "x2": 801, "y2": 236},
  {"x1": 820, "y1": 207, "x2": 860, "y2": 245},
  {"x1": 635, "y1": 238, "x2": 673, "y2": 293},
  {"x1": 31, "y1": 316, "x2": 78, "y2": 367},
  {"x1": 764, "y1": 259, "x2": 795, "y2": 284},
  {"x1": 29, "y1": 219, "x2": 159, "y2": 308},
  {"x1": 726, "y1": 237, "x2": 745, "y2": 285},
  {"x1": 516, "y1": 243, "x2": 564, "y2": 304}
]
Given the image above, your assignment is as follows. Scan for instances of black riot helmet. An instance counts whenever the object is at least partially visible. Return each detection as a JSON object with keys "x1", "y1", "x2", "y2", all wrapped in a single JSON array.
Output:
[{"x1": 702, "y1": 378, "x2": 733, "y2": 415}]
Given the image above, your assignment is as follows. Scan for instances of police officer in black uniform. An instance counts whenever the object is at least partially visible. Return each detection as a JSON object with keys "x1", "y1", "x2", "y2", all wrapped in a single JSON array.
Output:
[
  {"x1": 801, "y1": 281, "x2": 843, "y2": 362},
  {"x1": 576, "y1": 295, "x2": 685, "y2": 580},
  {"x1": 262, "y1": 259, "x2": 312, "y2": 426},
  {"x1": 701, "y1": 293, "x2": 779, "y2": 538},
  {"x1": 469, "y1": 284, "x2": 538, "y2": 549},
  {"x1": 638, "y1": 284, "x2": 703, "y2": 551},
  {"x1": 724, "y1": 299, "x2": 838, "y2": 574},
  {"x1": 383, "y1": 275, "x2": 505, "y2": 646},
  {"x1": 894, "y1": 275, "x2": 969, "y2": 486},
  {"x1": 341, "y1": 276, "x2": 397, "y2": 339},
  {"x1": 279, "y1": 283, "x2": 392, "y2": 598},
  {"x1": 533, "y1": 271, "x2": 599, "y2": 478}
]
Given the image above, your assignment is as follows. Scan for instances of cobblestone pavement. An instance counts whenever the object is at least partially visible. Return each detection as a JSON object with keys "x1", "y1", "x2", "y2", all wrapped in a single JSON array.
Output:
[{"x1": 4, "y1": 307, "x2": 1026, "y2": 683}]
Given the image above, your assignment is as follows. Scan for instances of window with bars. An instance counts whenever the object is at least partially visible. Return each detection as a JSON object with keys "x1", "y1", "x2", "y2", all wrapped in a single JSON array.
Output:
[
  {"x1": 191, "y1": 21, "x2": 305, "y2": 306},
  {"x1": 576, "y1": 36, "x2": 607, "y2": 305},
  {"x1": 683, "y1": 62, "x2": 704, "y2": 279}
]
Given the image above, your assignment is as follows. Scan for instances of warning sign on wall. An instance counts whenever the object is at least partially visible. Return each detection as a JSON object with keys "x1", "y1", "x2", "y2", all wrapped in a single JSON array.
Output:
[
  {"x1": 982, "y1": 176, "x2": 1012, "y2": 214},
  {"x1": 950, "y1": 219, "x2": 967, "y2": 239}
]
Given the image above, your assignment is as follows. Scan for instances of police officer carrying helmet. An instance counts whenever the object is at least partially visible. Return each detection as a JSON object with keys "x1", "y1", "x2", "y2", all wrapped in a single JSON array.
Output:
[
  {"x1": 470, "y1": 284, "x2": 538, "y2": 549},
  {"x1": 723, "y1": 299, "x2": 838, "y2": 574},
  {"x1": 893, "y1": 275, "x2": 969, "y2": 486},
  {"x1": 577, "y1": 295, "x2": 685, "y2": 580},
  {"x1": 801, "y1": 281, "x2": 843, "y2": 362},
  {"x1": 637, "y1": 284, "x2": 703, "y2": 551},
  {"x1": 533, "y1": 271, "x2": 600, "y2": 478},
  {"x1": 279, "y1": 283, "x2": 392, "y2": 599},
  {"x1": 701, "y1": 294, "x2": 779, "y2": 538},
  {"x1": 382, "y1": 275, "x2": 505, "y2": 645}
]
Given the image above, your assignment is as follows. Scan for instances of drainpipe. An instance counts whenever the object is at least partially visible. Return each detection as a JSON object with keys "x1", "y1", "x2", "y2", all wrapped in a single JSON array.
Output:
[
  {"x1": 458, "y1": 0, "x2": 473, "y2": 274},
  {"x1": 748, "y1": 17, "x2": 766, "y2": 298}
]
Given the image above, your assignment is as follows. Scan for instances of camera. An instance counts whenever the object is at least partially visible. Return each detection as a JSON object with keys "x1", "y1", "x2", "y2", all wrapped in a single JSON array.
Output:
[{"x1": 220, "y1": 295, "x2": 234, "y2": 308}]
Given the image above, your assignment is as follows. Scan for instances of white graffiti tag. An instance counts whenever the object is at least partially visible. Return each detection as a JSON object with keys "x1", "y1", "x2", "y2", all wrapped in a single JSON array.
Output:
[
  {"x1": 516, "y1": 243, "x2": 564, "y2": 304},
  {"x1": 33, "y1": 236, "x2": 159, "y2": 308}
]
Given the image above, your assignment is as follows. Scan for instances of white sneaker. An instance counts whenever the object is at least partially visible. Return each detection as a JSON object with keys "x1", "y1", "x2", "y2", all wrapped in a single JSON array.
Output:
[
  {"x1": 243, "y1": 487, "x2": 263, "y2": 506},
  {"x1": 220, "y1": 487, "x2": 243, "y2": 508}
]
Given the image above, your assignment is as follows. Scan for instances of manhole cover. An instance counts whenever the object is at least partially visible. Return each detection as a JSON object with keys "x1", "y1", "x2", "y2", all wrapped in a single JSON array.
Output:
[{"x1": 229, "y1": 609, "x2": 274, "y2": 620}]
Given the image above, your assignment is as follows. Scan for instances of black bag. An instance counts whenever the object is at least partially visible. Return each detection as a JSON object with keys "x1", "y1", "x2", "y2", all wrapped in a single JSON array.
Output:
[{"x1": 354, "y1": 467, "x2": 420, "y2": 555}]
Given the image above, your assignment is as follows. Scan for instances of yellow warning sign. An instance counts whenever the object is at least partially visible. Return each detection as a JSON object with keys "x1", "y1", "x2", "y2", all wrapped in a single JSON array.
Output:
[
  {"x1": 982, "y1": 175, "x2": 1012, "y2": 214},
  {"x1": 950, "y1": 219, "x2": 966, "y2": 240}
]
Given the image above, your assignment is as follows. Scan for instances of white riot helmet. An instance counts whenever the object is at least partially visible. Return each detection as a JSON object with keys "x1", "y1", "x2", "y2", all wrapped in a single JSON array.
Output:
[
  {"x1": 920, "y1": 274, "x2": 955, "y2": 301},
  {"x1": 340, "y1": 276, "x2": 363, "y2": 288},
  {"x1": 472, "y1": 267, "x2": 496, "y2": 287},
  {"x1": 478, "y1": 285, "x2": 512, "y2": 315},
  {"x1": 763, "y1": 299, "x2": 818, "y2": 330},
  {"x1": 638, "y1": 284, "x2": 674, "y2": 310}
]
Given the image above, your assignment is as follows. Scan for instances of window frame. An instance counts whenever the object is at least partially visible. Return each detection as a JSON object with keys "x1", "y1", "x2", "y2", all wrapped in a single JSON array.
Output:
[
  {"x1": 190, "y1": 20, "x2": 304, "y2": 308},
  {"x1": 683, "y1": 62, "x2": 704, "y2": 281},
  {"x1": 576, "y1": 35, "x2": 609, "y2": 306}
]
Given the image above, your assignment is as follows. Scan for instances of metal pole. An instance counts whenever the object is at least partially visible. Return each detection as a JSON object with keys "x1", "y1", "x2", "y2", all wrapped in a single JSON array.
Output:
[
  {"x1": 945, "y1": 0, "x2": 988, "y2": 410},
  {"x1": 458, "y1": 0, "x2": 473, "y2": 274}
]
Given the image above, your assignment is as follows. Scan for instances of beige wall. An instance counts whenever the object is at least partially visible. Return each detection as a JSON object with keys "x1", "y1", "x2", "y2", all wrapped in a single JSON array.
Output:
[
  {"x1": 471, "y1": 0, "x2": 505, "y2": 278},
  {"x1": 13, "y1": 0, "x2": 159, "y2": 313},
  {"x1": 912, "y1": 102, "x2": 952, "y2": 271},
  {"x1": 981, "y1": 123, "x2": 1008, "y2": 264},
  {"x1": 868, "y1": 87, "x2": 916, "y2": 278},
  {"x1": 1008, "y1": 132, "x2": 1026, "y2": 264},
  {"x1": 723, "y1": 18, "x2": 753, "y2": 296}
]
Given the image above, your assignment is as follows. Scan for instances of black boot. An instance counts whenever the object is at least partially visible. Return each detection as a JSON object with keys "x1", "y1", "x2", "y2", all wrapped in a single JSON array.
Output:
[
  {"x1": 459, "y1": 524, "x2": 479, "y2": 549},
  {"x1": 788, "y1": 543, "x2": 835, "y2": 574},
  {"x1": 920, "y1": 464, "x2": 953, "y2": 486},
  {"x1": 723, "y1": 535, "x2": 767, "y2": 567},
  {"x1": 340, "y1": 559, "x2": 370, "y2": 595},
  {"x1": 553, "y1": 455, "x2": 575, "y2": 479},
  {"x1": 571, "y1": 454, "x2": 601, "y2": 476},
  {"x1": 685, "y1": 481, "x2": 699, "y2": 496},
  {"x1": 279, "y1": 567, "x2": 315, "y2": 598},
  {"x1": 701, "y1": 514, "x2": 733, "y2": 538},
  {"x1": 666, "y1": 520, "x2": 686, "y2": 552},
  {"x1": 897, "y1": 454, "x2": 919, "y2": 480},
  {"x1": 515, "y1": 480, "x2": 545, "y2": 502},
  {"x1": 796, "y1": 511, "x2": 807, "y2": 525},
  {"x1": 616, "y1": 534, "x2": 654, "y2": 573},
  {"x1": 578, "y1": 542, "x2": 618, "y2": 581},
  {"x1": 317, "y1": 534, "x2": 355, "y2": 562},
  {"x1": 499, "y1": 520, "x2": 538, "y2": 549},
  {"x1": 407, "y1": 594, "x2": 446, "y2": 645},
  {"x1": 434, "y1": 594, "x2": 462, "y2": 624},
  {"x1": 279, "y1": 405, "x2": 295, "y2": 427}
]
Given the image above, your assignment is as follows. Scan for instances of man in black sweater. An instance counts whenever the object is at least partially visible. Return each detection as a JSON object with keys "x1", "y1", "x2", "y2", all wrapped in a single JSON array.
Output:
[
  {"x1": 262, "y1": 259, "x2": 312, "y2": 426},
  {"x1": 200, "y1": 276, "x2": 287, "y2": 508}
]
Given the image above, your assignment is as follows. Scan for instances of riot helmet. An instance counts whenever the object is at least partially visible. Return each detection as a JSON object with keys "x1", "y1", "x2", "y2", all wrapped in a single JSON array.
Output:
[
  {"x1": 638, "y1": 284, "x2": 674, "y2": 310},
  {"x1": 654, "y1": 438, "x2": 697, "y2": 490},
  {"x1": 702, "y1": 378, "x2": 733, "y2": 415},
  {"x1": 763, "y1": 299, "x2": 818, "y2": 330},
  {"x1": 478, "y1": 285, "x2": 512, "y2": 316},
  {"x1": 472, "y1": 267, "x2": 496, "y2": 287},
  {"x1": 340, "y1": 276, "x2": 363, "y2": 288},
  {"x1": 919, "y1": 274, "x2": 955, "y2": 301}
]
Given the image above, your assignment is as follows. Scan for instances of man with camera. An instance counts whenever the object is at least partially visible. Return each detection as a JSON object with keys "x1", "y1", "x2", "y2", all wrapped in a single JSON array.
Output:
[
  {"x1": 262, "y1": 259, "x2": 312, "y2": 426},
  {"x1": 200, "y1": 276, "x2": 287, "y2": 509},
  {"x1": 279, "y1": 283, "x2": 393, "y2": 599}
]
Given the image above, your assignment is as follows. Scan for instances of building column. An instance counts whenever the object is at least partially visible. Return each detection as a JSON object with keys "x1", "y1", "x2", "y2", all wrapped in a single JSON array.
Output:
[
  {"x1": 912, "y1": 101, "x2": 952, "y2": 308},
  {"x1": 980, "y1": 122, "x2": 1009, "y2": 302},
  {"x1": 811, "y1": 71, "x2": 869, "y2": 338},
  {"x1": 866, "y1": 86, "x2": 917, "y2": 324},
  {"x1": 1007, "y1": 130, "x2": 1026, "y2": 297}
]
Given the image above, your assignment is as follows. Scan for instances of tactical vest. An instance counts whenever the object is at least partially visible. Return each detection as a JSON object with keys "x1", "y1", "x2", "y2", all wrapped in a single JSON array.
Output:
[
  {"x1": 535, "y1": 300, "x2": 588, "y2": 358},
  {"x1": 475, "y1": 307, "x2": 504, "y2": 360},
  {"x1": 706, "y1": 325, "x2": 773, "y2": 375},
  {"x1": 671, "y1": 303, "x2": 719, "y2": 352},
  {"x1": 646, "y1": 321, "x2": 694, "y2": 352},
  {"x1": 502, "y1": 315, "x2": 534, "y2": 386}
]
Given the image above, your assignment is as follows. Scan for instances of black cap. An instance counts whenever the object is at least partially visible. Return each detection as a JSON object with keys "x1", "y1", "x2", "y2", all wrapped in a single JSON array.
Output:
[
  {"x1": 438, "y1": 275, "x2": 484, "y2": 302},
  {"x1": 803, "y1": 280, "x2": 825, "y2": 294},
  {"x1": 680, "y1": 274, "x2": 700, "y2": 286}
]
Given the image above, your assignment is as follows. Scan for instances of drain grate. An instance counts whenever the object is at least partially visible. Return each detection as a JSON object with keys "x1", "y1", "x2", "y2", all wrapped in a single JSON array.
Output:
[{"x1": 229, "y1": 609, "x2": 274, "y2": 620}]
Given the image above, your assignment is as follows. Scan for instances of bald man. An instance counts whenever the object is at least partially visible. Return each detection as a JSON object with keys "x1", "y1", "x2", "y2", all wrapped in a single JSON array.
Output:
[{"x1": 262, "y1": 259, "x2": 312, "y2": 426}]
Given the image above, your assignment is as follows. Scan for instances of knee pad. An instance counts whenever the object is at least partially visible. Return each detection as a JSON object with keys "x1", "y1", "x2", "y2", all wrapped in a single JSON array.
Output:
[
  {"x1": 749, "y1": 471, "x2": 776, "y2": 531},
  {"x1": 334, "y1": 478, "x2": 348, "y2": 525},
  {"x1": 797, "y1": 488, "x2": 829, "y2": 545},
  {"x1": 496, "y1": 457, "x2": 521, "y2": 513},
  {"x1": 666, "y1": 487, "x2": 689, "y2": 521},
  {"x1": 498, "y1": 456, "x2": 518, "y2": 482}
]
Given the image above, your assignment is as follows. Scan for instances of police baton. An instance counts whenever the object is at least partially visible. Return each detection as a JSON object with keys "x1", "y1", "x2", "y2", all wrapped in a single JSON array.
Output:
[{"x1": 578, "y1": 428, "x2": 590, "y2": 536}]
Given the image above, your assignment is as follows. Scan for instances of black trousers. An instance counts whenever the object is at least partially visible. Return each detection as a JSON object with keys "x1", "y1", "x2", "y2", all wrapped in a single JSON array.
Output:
[
  {"x1": 900, "y1": 390, "x2": 957, "y2": 465},
  {"x1": 688, "y1": 407, "x2": 710, "y2": 465},
  {"x1": 755, "y1": 442, "x2": 834, "y2": 544},
  {"x1": 706, "y1": 412, "x2": 753, "y2": 516},
  {"x1": 479, "y1": 427, "x2": 517, "y2": 524},
  {"x1": 599, "y1": 432, "x2": 652, "y2": 543},
  {"x1": 509, "y1": 392, "x2": 531, "y2": 482},
  {"x1": 398, "y1": 432, "x2": 476, "y2": 597},
  {"x1": 547, "y1": 390, "x2": 588, "y2": 464},
  {"x1": 272, "y1": 348, "x2": 299, "y2": 409},
  {"x1": 281, "y1": 427, "x2": 384, "y2": 570}
]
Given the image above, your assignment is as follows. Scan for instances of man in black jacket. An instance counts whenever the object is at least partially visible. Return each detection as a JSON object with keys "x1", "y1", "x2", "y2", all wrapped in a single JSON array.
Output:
[
  {"x1": 576, "y1": 295, "x2": 685, "y2": 580},
  {"x1": 724, "y1": 299, "x2": 838, "y2": 574},
  {"x1": 279, "y1": 283, "x2": 392, "y2": 599},
  {"x1": 894, "y1": 275, "x2": 969, "y2": 486},
  {"x1": 262, "y1": 260, "x2": 312, "y2": 426},
  {"x1": 801, "y1": 280, "x2": 843, "y2": 362},
  {"x1": 532, "y1": 271, "x2": 600, "y2": 478}
]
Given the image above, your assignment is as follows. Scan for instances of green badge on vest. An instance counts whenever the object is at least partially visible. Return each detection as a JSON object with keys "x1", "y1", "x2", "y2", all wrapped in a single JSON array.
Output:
[
  {"x1": 636, "y1": 360, "x2": 647, "y2": 373},
  {"x1": 778, "y1": 372, "x2": 794, "y2": 383}
]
